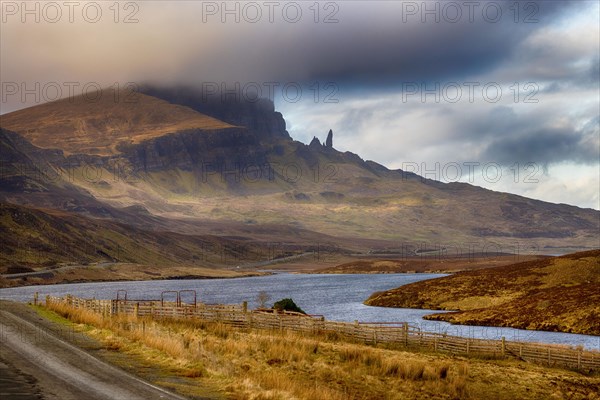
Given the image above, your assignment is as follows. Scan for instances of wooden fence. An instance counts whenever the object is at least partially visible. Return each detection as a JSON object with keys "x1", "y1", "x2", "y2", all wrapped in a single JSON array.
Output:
[{"x1": 40, "y1": 294, "x2": 600, "y2": 371}]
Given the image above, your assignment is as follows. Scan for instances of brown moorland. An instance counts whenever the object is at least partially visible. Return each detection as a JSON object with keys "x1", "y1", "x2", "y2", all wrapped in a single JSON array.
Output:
[
  {"x1": 315, "y1": 254, "x2": 546, "y2": 274},
  {"x1": 365, "y1": 250, "x2": 600, "y2": 335}
]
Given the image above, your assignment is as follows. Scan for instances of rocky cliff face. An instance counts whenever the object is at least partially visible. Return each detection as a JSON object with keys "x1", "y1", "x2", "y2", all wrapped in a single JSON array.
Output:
[
  {"x1": 140, "y1": 86, "x2": 290, "y2": 140},
  {"x1": 309, "y1": 136, "x2": 322, "y2": 148},
  {"x1": 118, "y1": 127, "x2": 268, "y2": 172}
]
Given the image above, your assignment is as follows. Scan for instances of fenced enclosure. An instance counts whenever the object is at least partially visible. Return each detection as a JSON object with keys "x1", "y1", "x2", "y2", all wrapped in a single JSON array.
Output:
[{"x1": 37, "y1": 292, "x2": 600, "y2": 371}]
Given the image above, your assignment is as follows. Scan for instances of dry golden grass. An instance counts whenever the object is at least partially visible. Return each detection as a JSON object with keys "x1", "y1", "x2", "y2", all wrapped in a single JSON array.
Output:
[
  {"x1": 42, "y1": 302, "x2": 600, "y2": 400},
  {"x1": 367, "y1": 250, "x2": 600, "y2": 335}
]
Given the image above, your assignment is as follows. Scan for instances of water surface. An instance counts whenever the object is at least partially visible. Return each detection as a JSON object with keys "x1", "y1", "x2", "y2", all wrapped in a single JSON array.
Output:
[{"x1": 1, "y1": 273, "x2": 597, "y2": 350}]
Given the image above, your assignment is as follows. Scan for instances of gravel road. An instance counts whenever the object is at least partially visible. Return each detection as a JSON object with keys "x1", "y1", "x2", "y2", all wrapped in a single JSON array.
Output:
[{"x1": 0, "y1": 301, "x2": 188, "y2": 400}]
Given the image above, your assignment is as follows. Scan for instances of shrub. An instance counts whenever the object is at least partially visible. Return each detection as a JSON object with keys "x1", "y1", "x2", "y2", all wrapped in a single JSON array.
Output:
[{"x1": 272, "y1": 298, "x2": 306, "y2": 314}]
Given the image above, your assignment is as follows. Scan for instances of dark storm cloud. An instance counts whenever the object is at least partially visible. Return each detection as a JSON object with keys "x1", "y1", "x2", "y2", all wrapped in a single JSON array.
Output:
[
  {"x1": 453, "y1": 106, "x2": 530, "y2": 140},
  {"x1": 456, "y1": 107, "x2": 600, "y2": 166},
  {"x1": 483, "y1": 125, "x2": 599, "y2": 166},
  {"x1": 1, "y1": 0, "x2": 590, "y2": 110},
  {"x1": 176, "y1": 0, "x2": 584, "y2": 88}
]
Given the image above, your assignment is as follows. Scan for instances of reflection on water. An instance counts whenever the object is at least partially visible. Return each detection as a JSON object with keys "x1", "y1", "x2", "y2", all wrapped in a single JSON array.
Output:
[{"x1": 1, "y1": 273, "x2": 598, "y2": 350}]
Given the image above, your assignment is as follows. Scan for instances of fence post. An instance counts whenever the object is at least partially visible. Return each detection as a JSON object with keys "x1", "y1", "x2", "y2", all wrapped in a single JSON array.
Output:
[
  {"x1": 547, "y1": 348, "x2": 551, "y2": 366},
  {"x1": 466, "y1": 338, "x2": 470, "y2": 355},
  {"x1": 434, "y1": 336, "x2": 438, "y2": 352},
  {"x1": 134, "y1": 303, "x2": 139, "y2": 318},
  {"x1": 578, "y1": 349, "x2": 582, "y2": 369},
  {"x1": 501, "y1": 337, "x2": 506, "y2": 356},
  {"x1": 242, "y1": 301, "x2": 248, "y2": 313},
  {"x1": 403, "y1": 322, "x2": 409, "y2": 346},
  {"x1": 33, "y1": 292, "x2": 38, "y2": 306},
  {"x1": 46, "y1": 295, "x2": 50, "y2": 306},
  {"x1": 519, "y1": 344, "x2": 523, "y2": 358}
]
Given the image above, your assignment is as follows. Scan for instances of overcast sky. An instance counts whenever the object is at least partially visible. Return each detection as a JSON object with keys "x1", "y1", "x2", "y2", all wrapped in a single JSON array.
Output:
[{"x1": 1, "y1": 0, "x2": 598, "y2": 209}]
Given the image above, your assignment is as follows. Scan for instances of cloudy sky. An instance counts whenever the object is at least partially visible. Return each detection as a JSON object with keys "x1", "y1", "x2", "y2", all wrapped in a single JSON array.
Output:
[{"x1": 1, "y1": 0, "x2": 599, "y2": 209}]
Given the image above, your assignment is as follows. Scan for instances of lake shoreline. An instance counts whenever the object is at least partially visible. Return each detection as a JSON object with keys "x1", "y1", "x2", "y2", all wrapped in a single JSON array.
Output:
[
  {"x1": 1, "y1": 273, "x2": 598, "y2": 351},
  {"x1": 1, "y1": 254, "x2": 546, "y2": 288},
  {"x1": 0, "y1": 263, "x2": 269, "y2": 288},
  {"x1": 365, "y1": 251, "x2": 600, "y2": 337}
]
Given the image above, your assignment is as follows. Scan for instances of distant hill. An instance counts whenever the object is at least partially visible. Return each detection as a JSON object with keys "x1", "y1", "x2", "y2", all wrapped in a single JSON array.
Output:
[
  {"x1": 0, "y1": 202, "x2": 270, "y2": 273},
  {"x1": 365, "y1": 250, "x2": 600, "y2": 335},
  {"x1": 314, "y1": 255, "x2": 545, "y2": 274}
]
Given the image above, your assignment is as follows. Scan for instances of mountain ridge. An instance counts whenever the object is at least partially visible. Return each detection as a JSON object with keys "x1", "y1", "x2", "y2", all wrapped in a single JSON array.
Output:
[{"x1": 1, "y1": 88, "x2": 598, "y2": 259}]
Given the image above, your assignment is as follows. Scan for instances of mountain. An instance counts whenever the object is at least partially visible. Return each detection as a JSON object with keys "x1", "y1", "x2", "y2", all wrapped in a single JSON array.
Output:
[
  {"x1": 364, "y1": 250, "x2": 600, "y2": 335},
  {"x1": 0, "y1": 90, "x2": 234, "y2": 156},
  {"x1": 1, "y1": 87, "x2": 598, "y2": 275}
]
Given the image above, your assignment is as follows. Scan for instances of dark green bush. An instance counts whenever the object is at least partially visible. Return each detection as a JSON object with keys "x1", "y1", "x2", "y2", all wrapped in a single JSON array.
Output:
[{"x1": 272, "y1": 298, "x2": 306, "y2": 314}]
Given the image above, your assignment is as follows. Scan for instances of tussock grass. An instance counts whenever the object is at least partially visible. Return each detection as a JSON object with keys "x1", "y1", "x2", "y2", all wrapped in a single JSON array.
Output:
[
  {"x1": 43, "y1": 302, "x2": 600, "y2": 400},
  {"x1": 47, "y1": 301, "x2": 107, "y2": 328}
]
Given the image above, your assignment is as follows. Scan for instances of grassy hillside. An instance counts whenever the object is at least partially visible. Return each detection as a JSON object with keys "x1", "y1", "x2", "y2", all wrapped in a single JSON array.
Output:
[
  {"x1": 365, "y1": 250, "x2": 600, "y2": 335},
  {"x1": 0, "y1": 90, "x2": 234, "y2": 156},
  {"x1": 0, "y1": 202, "x2": 271, "y2": 283}
]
